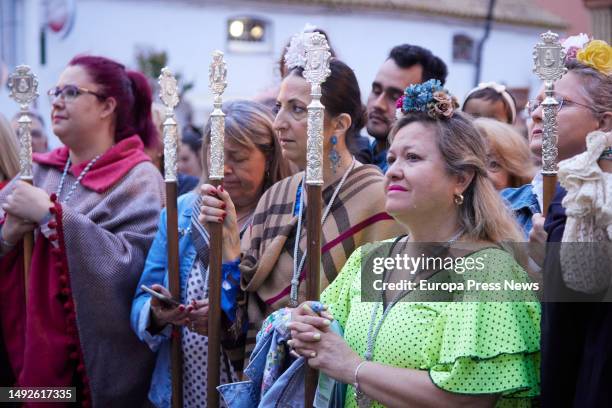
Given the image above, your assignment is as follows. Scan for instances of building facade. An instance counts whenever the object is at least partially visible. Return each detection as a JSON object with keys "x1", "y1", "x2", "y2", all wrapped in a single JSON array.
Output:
[{"x1": 1, "y1": 0, "x2": 567, "y2": 146}]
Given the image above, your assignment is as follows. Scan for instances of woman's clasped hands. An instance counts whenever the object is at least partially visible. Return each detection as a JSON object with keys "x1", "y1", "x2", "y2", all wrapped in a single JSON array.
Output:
[{"x1": 287, "y1": 302, "x2": 363, "y2": 384}]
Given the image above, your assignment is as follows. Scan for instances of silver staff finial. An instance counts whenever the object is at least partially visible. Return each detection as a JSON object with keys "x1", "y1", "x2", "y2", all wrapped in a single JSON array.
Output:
[
  {"x1": 533, "y1": 31, "x2": 567, "y2": 174},
  {"x1": 209, "y1": 50, "x2": 228, "y2": 99},
  {"x1": 208, "y1": 51, "x2": 227, "y2": 180},
  {"x1": 304, "y1": 32, "x2": 331, "y2": 185},
  {"x1": 534, "y1": 31, "x2": 567, "y2": 83},
  {"x1": 158, "y1": 67, "x2": 180, "y2": 182},
  {"x1": 159, "y1": 67, "x2": 180, "y2": 110},
  {"x1": 8, "y1": 65, "x2": 39, "y2": 107},
  {"x1": 8, "y1": 65, "x2": 39, "y2": 181}
]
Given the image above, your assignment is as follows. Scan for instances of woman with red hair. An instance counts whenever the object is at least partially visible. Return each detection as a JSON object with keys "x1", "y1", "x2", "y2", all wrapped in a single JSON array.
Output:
[{"x1": 0, "y1": 55, "x2": 164, "y2": 407}]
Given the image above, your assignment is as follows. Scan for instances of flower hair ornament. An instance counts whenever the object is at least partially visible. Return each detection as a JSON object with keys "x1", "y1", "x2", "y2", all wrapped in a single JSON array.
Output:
[
  {"x1": 284, "y1": 23, "x2": 319, "y2": 70},
  {"x1": 396, "y1": 79, "x2": 459, "y2": 120},
  {"x1": 562, "y1": 34, "x2": 611, "y2": 75},
  {"x1": 464, "y1": 82, "x2": 517, "y2": 123}
]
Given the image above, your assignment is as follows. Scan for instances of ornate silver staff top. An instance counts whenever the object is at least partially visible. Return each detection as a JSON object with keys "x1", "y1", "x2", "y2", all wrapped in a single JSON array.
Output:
[
  {"x1": 8, "y1": 65, "x2": 39, "y2": 181},
  {"x1": 304, "y1": 32, "x2": 331, "y2": 185},
  {"x1": 208, "y1": 50, "x2": 227, "y2": 181},
  {"x1": 158, "y1": 67, "x2": 180, "y2": 182},
  {"x1": 533, "y1": 31, "x2": 567, "y2": 175}
]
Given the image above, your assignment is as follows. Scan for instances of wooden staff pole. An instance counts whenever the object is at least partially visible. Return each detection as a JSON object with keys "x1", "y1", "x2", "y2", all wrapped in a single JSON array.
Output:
[
  {"x1": 304, "y1": 184, "x2": 322, "y2": 407},
  {"x1": 533, "y1": 31, "x2": 567, "y2": 216},
  {"x1": 158, "y1": 68, "x2": 183, "y2": 407},
  {"x1": 303, "y1": 33, "x2": 332, "y2": 408},
  {"x1": 207, "y1": 50, "x2": 228, "y2": 408},
  {"x1": 8, "y1": 65, "x2": 39, "y2": 305}
]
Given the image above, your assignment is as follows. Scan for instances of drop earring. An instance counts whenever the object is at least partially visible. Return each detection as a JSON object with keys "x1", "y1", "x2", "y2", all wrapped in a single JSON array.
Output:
[{"x1": 329, "y1": 135, "x2": 340, "y2": 174}]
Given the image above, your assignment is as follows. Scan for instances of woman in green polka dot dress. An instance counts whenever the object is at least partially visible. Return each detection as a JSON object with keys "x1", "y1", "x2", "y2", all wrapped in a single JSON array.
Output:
[{"x1": 288, "y1": 81, "x2": 540, "y2": 407}]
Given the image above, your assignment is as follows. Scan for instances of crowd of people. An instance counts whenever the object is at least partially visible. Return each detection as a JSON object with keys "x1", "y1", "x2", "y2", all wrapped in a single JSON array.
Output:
[{"x1": 0, "y1": 26, "x2": 610, "y2": 408}]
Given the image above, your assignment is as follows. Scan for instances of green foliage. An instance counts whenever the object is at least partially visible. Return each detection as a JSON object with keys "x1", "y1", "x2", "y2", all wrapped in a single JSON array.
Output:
[{"x1": 135, "y1": 47, "x2": 194, "y2": 97}]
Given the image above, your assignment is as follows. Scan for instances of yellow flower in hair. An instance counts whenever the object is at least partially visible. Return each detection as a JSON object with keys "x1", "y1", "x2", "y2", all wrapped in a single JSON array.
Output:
[{"x1": 576, "y1": 40, "x2": 612, "y2": 75}]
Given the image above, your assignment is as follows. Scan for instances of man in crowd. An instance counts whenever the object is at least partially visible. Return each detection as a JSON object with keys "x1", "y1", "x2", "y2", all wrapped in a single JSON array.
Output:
[{"x1": 366, "y1": 44, "x2": 448, "y2": 172}]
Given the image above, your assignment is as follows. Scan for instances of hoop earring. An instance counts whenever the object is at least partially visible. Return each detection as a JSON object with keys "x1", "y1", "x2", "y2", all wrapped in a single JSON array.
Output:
[
  {"x1": 329, "y1": 135, "x2": 340, "y2": 174},
  {"x1": 453, "y1": 193, "x2": 464, "y2": 206}
]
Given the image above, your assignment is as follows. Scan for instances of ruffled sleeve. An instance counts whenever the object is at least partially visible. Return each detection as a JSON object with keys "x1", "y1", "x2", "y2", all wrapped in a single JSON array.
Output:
[
  {"x1": 424, "y1": 302, "x2": 540, "y2": 398},
  {"x1": 422, "y1": 250, "x2": 541, "y2": 400}
]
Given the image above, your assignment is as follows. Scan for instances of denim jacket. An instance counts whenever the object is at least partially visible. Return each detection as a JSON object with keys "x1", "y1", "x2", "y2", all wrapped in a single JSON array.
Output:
[
  {"x1": 218, "y1": 305, "x2": 345, "y2": 408},
  {"x1": 370, "y1": 139, "x2": 388, "y2": 174},
  {"x1": 130, "y1": 193, "x2": 198, "y2": 408},
  {"x1": 130, "y1": 192, "x2": 241, "y2": 407},
  {"x1": 501, "y1": 184, "x2": 541, "y2": 238}
]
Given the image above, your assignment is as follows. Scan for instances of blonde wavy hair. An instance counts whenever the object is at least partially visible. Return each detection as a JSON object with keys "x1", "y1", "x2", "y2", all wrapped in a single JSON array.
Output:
[
  {"x1": 201, "y1": 100, "x2": 290, "y2": 190},
  {"x1": 473, "y1": 117, "x2": 536, "y2": 188},
  {"x1": 390, "y1": 111, "x2": 525, "y2": 244},
  {"x1": 0, "y1": 113, "x2": 19, "y2": 182}
]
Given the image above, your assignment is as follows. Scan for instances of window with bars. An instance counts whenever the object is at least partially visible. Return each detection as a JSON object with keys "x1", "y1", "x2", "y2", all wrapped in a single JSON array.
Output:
[{"x1": 453, "y1": 33, "x2": 475, "y2": 63}]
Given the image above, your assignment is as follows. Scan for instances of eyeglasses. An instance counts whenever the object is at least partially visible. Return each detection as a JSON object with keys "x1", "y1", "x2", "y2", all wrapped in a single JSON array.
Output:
[
  {"x1": 526, "y1": 95, "x2": 595, "y2": 115},
  {"x1": 47, "y1": 85, "x2": 104, "y2": 104}
]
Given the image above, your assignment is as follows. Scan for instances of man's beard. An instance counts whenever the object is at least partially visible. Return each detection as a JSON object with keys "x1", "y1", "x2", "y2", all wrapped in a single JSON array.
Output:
[
  {"x1": 366, "y1": 122, "x2": 390, "y2": 142},
  {"x1": 366, "y1": 109, "x2": 392, "y2": 142}
]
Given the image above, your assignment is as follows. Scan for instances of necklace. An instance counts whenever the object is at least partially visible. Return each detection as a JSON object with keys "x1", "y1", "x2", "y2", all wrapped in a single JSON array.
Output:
[
  {"x1": 289, "y1": 157, "x2": 356, "y2": 306},
  {"x1": 356, "y1": 230, "x2": 463, "y2": 408},
  {"x1": 56, "y1": 155, "x2": 101, "y2": 203}
]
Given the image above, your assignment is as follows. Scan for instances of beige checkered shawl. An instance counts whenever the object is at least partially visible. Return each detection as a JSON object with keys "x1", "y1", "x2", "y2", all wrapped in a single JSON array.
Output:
[{"x1": 238, "y1": 164, "x2": 404, "y2": 347}]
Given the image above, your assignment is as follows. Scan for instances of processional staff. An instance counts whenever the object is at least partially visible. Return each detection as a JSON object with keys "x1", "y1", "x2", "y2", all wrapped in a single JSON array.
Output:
[
  {"x1": 207, "y1": 50, "x2": 227, "y2": 408},
  {"x1": 303, "y1": 32, "x2": 332, "y2": 408},
  {"x1": 158, "y1": 67, "x2": 183, "y2": 408},
  {"x1": 8, "y1": 65, "x2": 39, "y2": 304},
  {"x1": 533, "y1": 31, "x2": 567, "y2": 216}
]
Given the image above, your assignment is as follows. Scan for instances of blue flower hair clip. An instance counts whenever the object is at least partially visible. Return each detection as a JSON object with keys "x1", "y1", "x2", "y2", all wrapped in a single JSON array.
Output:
[{"x1": 396, "y1": 79, "x2": 459, "y2": 120}]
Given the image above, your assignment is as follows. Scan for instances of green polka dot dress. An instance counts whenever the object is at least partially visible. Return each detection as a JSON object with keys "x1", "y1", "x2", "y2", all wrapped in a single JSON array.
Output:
[{"x1": 320, "y1": 245, "x2": 540, "y2": 408}]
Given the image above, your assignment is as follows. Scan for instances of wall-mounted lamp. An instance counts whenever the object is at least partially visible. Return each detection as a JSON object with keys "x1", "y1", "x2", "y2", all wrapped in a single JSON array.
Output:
[
  {"x1": 226, "y1": 16, "x2": 272, "y2": 53},
  {"x1": 227, "y1": 17, "x2": 267, "y2": 42}
]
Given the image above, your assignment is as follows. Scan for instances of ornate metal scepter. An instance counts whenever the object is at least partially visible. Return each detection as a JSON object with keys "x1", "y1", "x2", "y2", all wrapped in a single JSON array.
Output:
[
  {"x1": 303, "y1": 32, "x2": 331, "y2": 408},
  {"x1": 207, "y1": 50, "x2": 227, "y2": 408},
  {"x1": 533, "y1": 31, "x2": 566, "y2": 216},
  {"x1": 8, "y1": 65, "x2": 39, "y2": 303},
  {"x1": 158, "y1": 68, "x2": 183, "y2": 407}
]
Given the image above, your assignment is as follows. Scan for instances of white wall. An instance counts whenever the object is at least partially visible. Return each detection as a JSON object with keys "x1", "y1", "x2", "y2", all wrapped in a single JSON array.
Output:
[{"x1": 1, "y1": 0, "x2": 556, "y2": 148}]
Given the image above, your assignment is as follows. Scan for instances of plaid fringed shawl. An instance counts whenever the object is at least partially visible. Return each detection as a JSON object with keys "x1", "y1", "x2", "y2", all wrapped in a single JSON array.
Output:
[{"x1": 238, "y1": 164, "x2": 404, "y2": 349}]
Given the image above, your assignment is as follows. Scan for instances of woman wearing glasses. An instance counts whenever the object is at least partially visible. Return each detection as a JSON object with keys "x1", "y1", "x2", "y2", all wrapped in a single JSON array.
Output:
[
  {"x1": 531, "y1": 41, "x2": 611, "y2": 407},
  {"x1": 501, "y1": 57, "x2": 611, "y2": 238},
  {"x1": 0, "y1": 55, "x2": 164, "y2": 407}
]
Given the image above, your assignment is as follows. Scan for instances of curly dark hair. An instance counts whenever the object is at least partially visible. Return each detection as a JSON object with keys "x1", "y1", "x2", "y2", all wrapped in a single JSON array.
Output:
[{"x1": 388, "y1": 44, "x2": 448, "y2": 85}]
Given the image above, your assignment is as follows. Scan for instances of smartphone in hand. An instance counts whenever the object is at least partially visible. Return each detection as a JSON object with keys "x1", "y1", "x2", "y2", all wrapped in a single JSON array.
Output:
[{"x1": 140, "y1": 285, "x2": 181, "y2": 308}]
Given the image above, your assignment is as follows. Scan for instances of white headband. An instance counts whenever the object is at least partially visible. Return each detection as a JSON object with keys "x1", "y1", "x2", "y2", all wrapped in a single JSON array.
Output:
[{"x1": 465, "y1": 82, "x2": 517, "y2": 124}]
